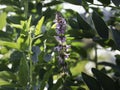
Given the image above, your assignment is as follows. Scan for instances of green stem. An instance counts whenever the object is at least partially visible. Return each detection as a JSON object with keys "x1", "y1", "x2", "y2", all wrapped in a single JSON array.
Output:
[
  {"x1": 94, "y1": 44, "x2": 98, "y2": 69},
  {"x1": 29, "y1": 30, "x2": 33, "y2": 89},
  {"x1": 24, "y1": 0, "x2": 28, "y2": 19}
]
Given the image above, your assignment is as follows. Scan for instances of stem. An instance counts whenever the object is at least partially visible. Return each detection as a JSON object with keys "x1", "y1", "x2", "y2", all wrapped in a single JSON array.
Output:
[
  {"x1": 24, "y1": 0, "x2": 28, "y2": 19},
  {"x1": 94, "y1": 44, "x2": 98, "y2": 69},
  {"x1": 29, "y1": 30, "x2": 33, "y2": 89}
]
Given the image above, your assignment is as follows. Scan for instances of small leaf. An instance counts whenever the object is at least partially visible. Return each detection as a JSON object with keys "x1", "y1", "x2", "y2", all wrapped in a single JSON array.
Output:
[
  {"x1": 92, "y1": 68, "x2": 116, "y2": 90},
  {"x1": 0, "y1": 40, "x2": 19, "y2": 50},
  {"x1": 18, "y1": 57, "x2": 29, "y2": 86},
  {"x1": 11, "y1": 24, "x2": 22, "y2": 29},
  {"x1": 82, "y1": 72, "x2": 102, "y2": 90},
  {"x1": 0, "y1": 71, "x2": 16, "y2": 81},
  {"x1": 112, "y1": 0, "x2": 120, "y2": 6},
  {"x1": 0, "y1": 79, "x2": 11, "y2": 86},
  {"x1": 51, "y1": 23, "x2": 57, "y2": 29},
  {"x1": 26, "y1": 15, "x2": 32, "y2": 31},
  {"x1": 0, "y1": 12, "x2": 7, "y2": 30},
  {"x1": 92, "y1": 11, "x2": 109, "y2": 39},
  {"x1": 35, "y1": 16, "x2": 45, "y2": 35}
]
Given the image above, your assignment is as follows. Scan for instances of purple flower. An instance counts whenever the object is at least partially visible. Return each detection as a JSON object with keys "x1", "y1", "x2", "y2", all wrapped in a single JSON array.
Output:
[
  {"x1": 53, "y1": 12, "x2": 70, "y2": 73},
  {"x1": 54, "y1": 36, "x2": 66, "y2": 44},
  {"x1": 57, "y1": 56, "x2": 65, "y2": 65},
  {"x1": 54, "y1": 45, "x2": 63, "y2": 52},
  {"x1": 55, "y1": 12, "x2": 66, "y2": 35}
]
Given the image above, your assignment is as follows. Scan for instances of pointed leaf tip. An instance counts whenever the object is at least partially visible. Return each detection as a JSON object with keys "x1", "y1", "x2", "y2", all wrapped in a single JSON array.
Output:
[{"x1": 35, "y1": 16, "x2": 45, "y2": 35}]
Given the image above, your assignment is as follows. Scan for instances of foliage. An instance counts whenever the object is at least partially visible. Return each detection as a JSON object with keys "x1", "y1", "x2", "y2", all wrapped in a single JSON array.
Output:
[{"x1": 0, "y1": 0, "x2": 120, "y2": 90}]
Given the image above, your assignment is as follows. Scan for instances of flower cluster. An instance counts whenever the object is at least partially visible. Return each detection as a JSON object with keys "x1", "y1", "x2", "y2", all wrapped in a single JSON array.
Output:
[{"x1": 54, "y1": 12, "x2": 70, "y2": 72}]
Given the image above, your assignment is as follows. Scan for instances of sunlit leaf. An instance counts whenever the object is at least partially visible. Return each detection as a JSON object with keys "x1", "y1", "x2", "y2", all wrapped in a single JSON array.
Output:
[
  {"x1": 70, "y1": 61, "x2": 88, "y2": 76},
  {"x1": 0, "y1": 40, "x2": 19, "y2": 50},
  {"x1": 0, "y1": 79, "x2": 11, "y2": 86},
  {"x1": 0, "y1": 12, "x2": 7, "y2": 30},
  {"x1": 26, "y1": 15, "x2": 32, "y2": 31},
  {"x1": 51, "y1": 23, "x2": 56, "y2": 29},
  {"x1": 35, "y1": 16, "x2": 45, "y2": 35}
]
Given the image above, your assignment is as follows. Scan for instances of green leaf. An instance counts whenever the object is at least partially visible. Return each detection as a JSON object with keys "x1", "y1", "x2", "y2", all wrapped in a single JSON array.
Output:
[
  {"x1": 51, "y1": 23, "x2": 56, "y2": 29},
  {"x1": 111, "y1": 28, "x2": 120, "y2": 49},
  {"x1": 0, "y1": 12, "x2": 7, "y2": 30},
  {"x1": 0, "y1": 71, "x2": 16, "y2": 81},
  {"x1": 11, "y1": 24, "x2": 22, "y2": 29},
  {"x1": 0, "y1": 40, "x2": 19, "y2": 50},
  {"x1": 43, "y1": 1, "x2": 63, "y2": 7},
  {"x1": 63, "y1": 0, "x2": 82, "y2": 5},
  {"x1": 40, "y1": 69, "x2": 52, "y2": 90},
  {"x1": 51, "y1": 78, "x2": 63, "y2": 90},
  {"x1": 70, "y1": 61, "x2": 88, "y2": 76},
  {"x1": 98, "y1": 0, "x2": 110, "y2": 5},
  {"x1": 82, "y1": 72, "x2": 102, "y2": 90},
  {"x1": 76, "y1": 13, "x2": 93, "y2": 31},
  {"x1": 35, "y1": 16, "x2": 45, "y2": 35},
  {"x1": 92, "y1": 11, "x2": 109, "y2": 39},
  {"x1": 0, "y1": 79, "x2": 11, "y2": 86},
  {"x1": 92, "y1": 68, "x2": 116, "y2": 90},
  {"x1": 112, "y1": 0, "x2": 120, "y2": 6},
  {"x1": 98, "y1": 62, "x2": 120, "y2": 74},
  {"x1": 26, "y1": 15, "x2": 32, "y2": 31},
  {"x1": 85, "y1": 0, "x2": 93, "y2": 3},
  {"x1": 18, "y1": 57, "x2": 29, "y2": 86},
  {"x1": 68, "y1": 19, "x2": 79, "y2": 29}
]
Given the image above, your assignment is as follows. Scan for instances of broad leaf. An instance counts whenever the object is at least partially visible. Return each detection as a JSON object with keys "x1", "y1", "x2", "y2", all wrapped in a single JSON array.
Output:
[
  {"x1": 63, "y1": 0, "x2": 82, "y2": 5},
  {"x1": 98, "y1": 62, "x2": 120, "y2": 74},
  {"x1": 111, "y1": 28, "x2": 120, "y2": 49},
  {"x1": 98, "y1": 0, "x2": 110, "y2": 5},
  {"x1": 0, "y1": 12, "x2": 7, "y2": 30},
  {"x1": 35, "y1": 16, "x2": 45, "y2": 35},
  {"x1": 82, "y1": 72, "x2": 102, "y2": 90},
  {"x1": 43, "y1": 1, "x2": 63, "y2": 7},
  {"x1": 112, "y1": 0, "x2": 120, "y2": 6},
  {"x1": 92, "y1": 68, "x2": 116, "y2": 90},
  {"x1": 76, "y1": 13, "x2": 93, "y2": 31},
  {"x1": 40, "y1": 69, "x2": 52, "y2": 90},
  {"x1": 92, "y1": 11, "x2": 109, "y2": 39}
]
